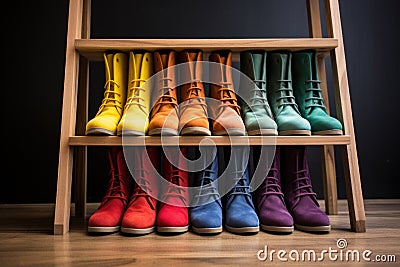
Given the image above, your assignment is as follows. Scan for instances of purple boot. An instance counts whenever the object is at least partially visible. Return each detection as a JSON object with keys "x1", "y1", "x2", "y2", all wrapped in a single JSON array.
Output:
[
  {"x1": 281, "y1": 146, "x2": 331, "y2": 233},
  {"x1": 254, "y1": 147, "x2": 294, "y2": 233}
]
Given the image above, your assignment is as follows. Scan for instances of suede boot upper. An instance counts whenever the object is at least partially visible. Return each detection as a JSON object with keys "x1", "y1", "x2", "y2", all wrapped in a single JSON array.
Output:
[
  {"x1": 266, "y1": 51, "x2": 311, "y2": 135},
  {"x1": 86, "y1": 53, "x2": 128, "y2": 135},
  {"x1": 292, "y1": 51, "x2": 343, "y2": 135},
  {"x1": 117, "y1": 51, "x2": 154, "y2": 136},
  {"x1": 239, "y1": 51, "x2": 278, "y2": 135},
  {"x1": 208, "y1": 50, "x2": 245, "y2": 136},
  {"x1": 148, "y1": 50, "x2": 179, "y2": 136},
  {"x1": 178, "y1": 50, "x2": 211, "y2": 136}
]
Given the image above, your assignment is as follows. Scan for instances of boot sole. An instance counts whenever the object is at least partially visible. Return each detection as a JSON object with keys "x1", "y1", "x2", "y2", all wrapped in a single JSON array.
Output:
[
  {"x1": 312, "y1": 129, "x2": 343, "y2": 135},
  {"x1": 261, "y1": 224, "x2": 294, "y2": 233},
  {"x1": 180, "y1": 127, "x2": 211, "y2": 136},
  {"x1": 148, "y1": 128, "x2": 178, "y2": 136},
  {"x1": 191, "y1": 226, "x2": 223, "y2": 234},
  {"x1": 121, "y1": 226, "x2": 155, "y2": 235},
  {"x1": 117, "y1": 130, "x2": 145, "y2": 136},
  {"x1": 247, "y1": 129, "x2": 278, "y2": 136},
  {"x1": 225, "y1": 225, "x2": 259, "y2": 234},
  {"x1": 86, "y1": 128, "x2": 116, "y2": 136},
  {"x1": 279, "y1": 130, "x2": 311, "y2": 136},
  {"x1": 157, "y1": 225, "x2": 189, "y2": 233},
  {"x1": 213, "y1": 128, "x2": 246, "y2": 136},
  {"x1": 295, "y1": 224, "x2": 331, "y2": 233},
  {"x1": 87, "y1": 226, "x2": 120, "y2": 233}
]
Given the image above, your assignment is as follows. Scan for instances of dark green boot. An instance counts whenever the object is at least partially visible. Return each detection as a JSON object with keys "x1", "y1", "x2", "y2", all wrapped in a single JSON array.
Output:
[
  {"x1": 292, "y1": 51, "x2": 343, "y2": 135},
  {"x1": 267, "y1": 51, "x2": 311, "y2": 136},
  {"x1": 239, "y1": 51, "x2": 277, "y2": 135}
]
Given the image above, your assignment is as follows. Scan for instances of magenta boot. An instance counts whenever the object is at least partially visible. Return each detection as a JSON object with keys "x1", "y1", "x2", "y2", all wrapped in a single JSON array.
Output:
[
  {"x1": 281, "y1": 146, "x2": 331, "y2": 233},
  {"x1": 254, "y1": 147, "x2": 294, "y2": 233}
]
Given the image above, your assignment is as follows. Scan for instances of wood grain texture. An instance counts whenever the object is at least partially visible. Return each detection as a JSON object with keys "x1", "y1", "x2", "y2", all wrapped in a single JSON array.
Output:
[
  {"x1": 325, "y1": 0, "x2": 366, "y2": 232},
  {"x1": 73, "y1": 0, "x2": 91, "y2": 220},
  {"x1": 75, "y1": 38, "x2": 338, "y2": 61},
  {"x1": 307, "y1": 0, "x2": 339, "y2": 215},
  {"x1": 1, "y1": 200, "x2": 398, "y2": 267},
  {"x1": 68, "y1": 135, "x2": 351, "y2": 146},
  {"x1": 54, "y1": 0, "x2": 84, "y2": 235}
]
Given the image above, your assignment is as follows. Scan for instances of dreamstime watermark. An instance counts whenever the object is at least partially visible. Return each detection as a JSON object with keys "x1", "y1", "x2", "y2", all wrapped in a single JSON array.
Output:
[{"x1": 257, "y1": 238, "x2": 397, "y2": 263}]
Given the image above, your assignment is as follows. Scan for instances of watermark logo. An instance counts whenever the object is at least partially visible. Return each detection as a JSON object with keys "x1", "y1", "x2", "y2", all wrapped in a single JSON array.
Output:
[
  {"x1": 257, "y1": 238, "x2": 396, "y2": 263},
  {"x1": 121, "y1": 61, "x2": 276, "y2": 207}
]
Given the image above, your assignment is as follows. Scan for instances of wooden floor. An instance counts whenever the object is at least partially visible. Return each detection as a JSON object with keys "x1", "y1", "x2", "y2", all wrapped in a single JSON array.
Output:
[{"x1": 0, "y1": 199, "x2": 399, "y2": 266}]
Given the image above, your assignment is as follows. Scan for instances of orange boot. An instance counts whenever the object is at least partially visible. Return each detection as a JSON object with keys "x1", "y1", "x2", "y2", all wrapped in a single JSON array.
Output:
[
  {"x1": 178, "y1": 50, "x2": 211, "y2": 135},
  {"x1": 148, "y1": 50, "x2": 179, "y2": 135},
  {"x1": 209, "y1": 50, "x2": 246, "y2": 135}
]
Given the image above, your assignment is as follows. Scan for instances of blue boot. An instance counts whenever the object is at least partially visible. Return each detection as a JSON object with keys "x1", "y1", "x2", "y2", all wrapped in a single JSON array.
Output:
[
  {"x1": 224, "y1": 149, "x2": 259, "y2": 234},
  {"x1": 189, "y1": 151, "x2": 223, "y2": 234}
]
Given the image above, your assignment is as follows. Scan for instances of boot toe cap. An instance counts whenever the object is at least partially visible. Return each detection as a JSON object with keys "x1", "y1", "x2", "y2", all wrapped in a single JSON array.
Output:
[
  {"x1": 225, "y1": 204, "x2": 259, "y2": 228},
  {"x1": 277, "y1": 115, "x2": 311, "y2": 132},
  {"x1": 122, "y1": 211, "x2": 156, "y2": 229},
  {"x1": 309, "y1": 115, "x2": 343, "y2": 134},
  {"x1": 258, "y1": 208, "x2": 294, "y2": 227},
  {"x1": 157, "y1": 205, "x2": 189, "y2": 227},
  {"x1": 292, "y1": 207, "x2": 330, "y2": 227},
  {"x1": 88, "y1": 211, "x2": 122, "y2": 228},
  {"x1": 149, "y1": 113, "x2": 179, "y2": 134},
  {"x1": 190, "y1": 203, "x2": 223, "y2": 228},
  {"x1": 244, "y1": 114, "x2": 277, "y2": 134},
  {"x1": 86, "y1": 116, "x2": 119, "y2": 135},
  {"x1": 117, "y1": 115, "x2": 149, "y2": 135}
]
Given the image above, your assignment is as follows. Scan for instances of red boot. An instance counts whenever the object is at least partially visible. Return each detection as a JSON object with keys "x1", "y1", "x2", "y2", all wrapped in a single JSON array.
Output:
[
  {"x1": 88, "y1": 147, "x2": 132, "y2": 233},
  {"x1": 121, "y1": 147, "x2": 161, "y2": 235},
  {"x1": 157, "y1": 147, "x2": 189, "y2": 233}
]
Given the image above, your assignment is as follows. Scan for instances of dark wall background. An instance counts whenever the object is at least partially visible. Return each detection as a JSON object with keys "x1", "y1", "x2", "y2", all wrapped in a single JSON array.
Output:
[{"x1": 3, "y1": 0, "x2": 399, "y2": 204}]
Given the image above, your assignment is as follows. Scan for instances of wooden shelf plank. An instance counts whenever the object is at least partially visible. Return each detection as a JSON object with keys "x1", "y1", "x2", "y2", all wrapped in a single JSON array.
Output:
[
  {"x1": 69, "y1": 135, "x2": 350, "y2": 146},
  {"x1": 75, "y1": 38, "x2": 338, "y2": 61}
]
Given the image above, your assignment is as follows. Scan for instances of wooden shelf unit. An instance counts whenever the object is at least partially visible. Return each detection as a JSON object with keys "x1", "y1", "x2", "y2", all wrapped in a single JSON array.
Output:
[{"x1": 54, "y1": 0, "x2": 366, "y2": 234}]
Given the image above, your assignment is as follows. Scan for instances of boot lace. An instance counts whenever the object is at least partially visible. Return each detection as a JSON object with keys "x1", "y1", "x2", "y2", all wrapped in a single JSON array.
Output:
[
  {"x1": 154, "y1": 77, "x2": 178, "y2": 109},
  {"x1": 180, "y1": 80, "x2": 208, "y2": 112},
  {"x1": 215, "y1": 81, "x2": 241, "y2": 114},
  {"x1": 229, "y1": 171, "x2": 252, "y2": 197},
  {"x1": 249, "y1": 79, "x2": 269, "y2": 107},
  {"x1": 96, "y1": 80, "x2": 123, "y2": 116},
  {"x1": 290, "y1": 169, "x2": 317, "y2": 201},
  {"x1": 276, "y1": 79, "x2": 299, "y2": 109},
  {"x1": 100, "y1": 169, "x2": 129, "y2": 207},
  {"x1": 192, "y1": 169, "x2": 220, "y2": 206},
  {"x1": 162, "y1": 168, "x2": 187, "y2": 205},
  {"x1": 258, "y1": 167, "x2": 284, "y2": 200},
  {"x1": 129, "y1": 169, "x2": 156, "y2": 210},
  {"x1": 305, "y1": 79, "x2": 326, "y2": 110},
  {"x1": 124, "y1": 78, "x2": 148, "y2": 115}
]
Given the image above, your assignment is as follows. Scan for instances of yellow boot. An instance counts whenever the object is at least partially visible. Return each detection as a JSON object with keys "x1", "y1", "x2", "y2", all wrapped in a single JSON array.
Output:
[
  {"x1": 86, "y1": 53, "x2": 128, "y2": 135},
  {"x1": 117, "y1": 51, "x2": 154, "y2": 136}
]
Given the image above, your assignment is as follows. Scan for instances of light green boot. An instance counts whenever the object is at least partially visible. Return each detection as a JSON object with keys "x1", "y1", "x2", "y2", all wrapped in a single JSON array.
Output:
[
  {"x1": 292, "y1": 51, "x2": 343, "y2": 135},
  {"x1": 267, "y1": 51, "x2": 311, "y2": 136},
  {"x1": 239, "y1": 51, "x2": 277, "y2": 135}
]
